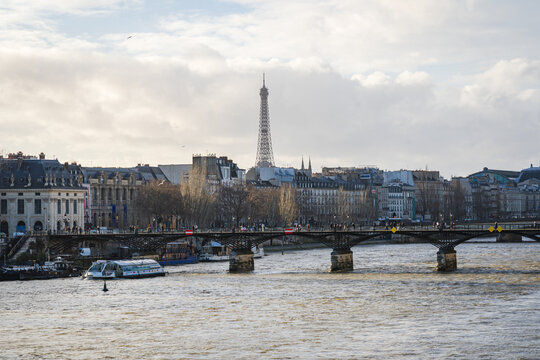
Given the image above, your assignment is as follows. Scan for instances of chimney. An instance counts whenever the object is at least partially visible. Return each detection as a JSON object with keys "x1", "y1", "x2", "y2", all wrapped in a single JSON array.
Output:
[{"x1": 39, "y1": 152, "x2": 45, "y2": 160}]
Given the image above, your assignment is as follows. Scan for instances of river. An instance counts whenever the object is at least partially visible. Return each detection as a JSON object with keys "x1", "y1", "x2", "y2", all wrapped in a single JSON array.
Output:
[{"x1": 1, "y1": 242, "x2": 539, "y2": 359}]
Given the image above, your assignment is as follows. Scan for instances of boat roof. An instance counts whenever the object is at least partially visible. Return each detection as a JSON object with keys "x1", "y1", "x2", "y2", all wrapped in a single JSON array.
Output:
[
  {"x1": 167, "y1": 240, "x2": 189, "y2": 245},
  {"x1": 93, "y1": 259, "x2": 160, "y2": 266},
  {"x1": 114, "y1": 259, "x2": 160, "y2": 266}
]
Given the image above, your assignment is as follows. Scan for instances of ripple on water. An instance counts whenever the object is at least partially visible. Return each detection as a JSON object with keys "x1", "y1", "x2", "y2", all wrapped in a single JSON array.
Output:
[{"x1": 0, "y1": 243, "x2": 538, "y2": 359}]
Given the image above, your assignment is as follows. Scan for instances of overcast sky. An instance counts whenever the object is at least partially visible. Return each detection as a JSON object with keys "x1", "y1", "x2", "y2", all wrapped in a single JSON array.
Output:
[{"x1": 1, "y1": 0, "x2": 538, "y2": 178}]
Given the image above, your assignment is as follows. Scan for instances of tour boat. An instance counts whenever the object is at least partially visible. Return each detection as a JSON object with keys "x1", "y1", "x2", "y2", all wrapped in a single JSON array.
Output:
[
  {"x1": 159, "y1": 240, "x2": 198, "y2": 266},
  {"x1": 84, "y1": 259, "x2": 165, "y2": 279},
  {"x1": 199, "y1": 241, "x2": 264, "y2": 262},
  {"x1": 0, "y1": 258, "x2": 81, "y2": 281}
]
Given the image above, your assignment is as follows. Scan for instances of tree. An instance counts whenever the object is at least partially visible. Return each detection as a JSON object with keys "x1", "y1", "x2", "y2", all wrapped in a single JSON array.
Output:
[
  {"x1": 217, "y1": 183, "x2": 249, "y2": 227},
  {"x1": 134, "y1": 180, "x2": 182, "y2": 229},
  {"x1": 246, "y1": 186, "x2": 280, "y2": 227},
  {"x1": 336, "y1": 187, "x2": 352, "y2": 223},
  {"x1": 278, "y1": 184, "x2": 298, "y2": 226},
  {"x1": 448, "y1": 180, "x2": 467, "y2": 221},
  {"x1": 180, "y1": 167, "x2": 215, "y2": 228},
  {"x1": 414, "y1": 170, "x2": 441, "y2": 221},
  {"x1": 471, "y1": 187, "x2": 490, "y2": 220}
]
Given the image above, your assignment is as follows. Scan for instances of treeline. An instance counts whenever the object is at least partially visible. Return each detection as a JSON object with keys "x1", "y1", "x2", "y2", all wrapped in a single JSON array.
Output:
[{"x1": 134, "y1": 169, "x2": 297, "y2": 229}]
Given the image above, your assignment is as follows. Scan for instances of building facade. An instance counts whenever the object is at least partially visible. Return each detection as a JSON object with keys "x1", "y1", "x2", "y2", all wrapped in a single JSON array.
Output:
[
  {"x1": 0, "y1": 152, "x2": 85, "y2": 236},
  {"x1": 82, "y1": 165, "x2": 168, "y2": 230}
]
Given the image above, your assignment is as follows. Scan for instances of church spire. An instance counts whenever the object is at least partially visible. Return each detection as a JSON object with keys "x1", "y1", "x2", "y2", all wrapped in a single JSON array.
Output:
[
  {"x1": 308, "y1": 156, "x2": 312, "y2": 171},
  {"x1": 301, "y1": 156, "x2": 305, "y2": 170}
]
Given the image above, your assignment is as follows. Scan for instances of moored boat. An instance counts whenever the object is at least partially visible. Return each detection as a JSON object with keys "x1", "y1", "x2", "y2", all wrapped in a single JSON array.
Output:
[
  {"x1": 159, "y1": 240, "x2": 198, "y2": 266},
  {"x1": 199, "y1": 241, "x2": 264, "y2": 262},
  {"x1": 84, "y1": 259, "x2": 165, "y2": 279},
  {"x1": 0, "y1": 258, "x2": 80, "y2": 281}
]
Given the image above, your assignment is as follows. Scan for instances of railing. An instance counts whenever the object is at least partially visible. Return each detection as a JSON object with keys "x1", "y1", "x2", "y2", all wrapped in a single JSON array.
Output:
[{"x1": 7, "y1": 233, "x2": 31, "y2": 259}]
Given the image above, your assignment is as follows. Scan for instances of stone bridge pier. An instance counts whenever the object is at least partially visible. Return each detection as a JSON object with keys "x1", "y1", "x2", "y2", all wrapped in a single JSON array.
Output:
[
  {"x1": 229, "y1": 248, "x2": 254, "y2": 272},
  {"x1": 331, "y1": 248, "x2": 353, "y2": 272},
  {"x1": 436, "y1": 247, "x2": 457, "y2": 272}
]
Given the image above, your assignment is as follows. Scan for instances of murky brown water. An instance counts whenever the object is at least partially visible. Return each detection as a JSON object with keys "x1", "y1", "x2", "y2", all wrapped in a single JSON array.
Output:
[{"x1": 1, "y1": 242, "x2": 539, "y2": 359}]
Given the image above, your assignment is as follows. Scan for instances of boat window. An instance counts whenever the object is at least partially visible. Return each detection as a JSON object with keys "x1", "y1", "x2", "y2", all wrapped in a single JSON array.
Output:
[{"x1": 89, "y1": 263, "x2": 102, "y2": 272}]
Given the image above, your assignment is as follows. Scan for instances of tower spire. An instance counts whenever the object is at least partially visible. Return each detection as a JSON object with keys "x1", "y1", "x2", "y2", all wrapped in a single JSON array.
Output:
[
  {"x1": 301, "y1": 156, "x2": 305, "y2": 170},
  {"x1": 255, "y1": 74, "x2": 275, "y2": 168}
]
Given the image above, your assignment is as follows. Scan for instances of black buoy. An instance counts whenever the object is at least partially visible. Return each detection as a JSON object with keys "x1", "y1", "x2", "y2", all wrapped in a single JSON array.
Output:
[{"x1": 103, "y1": 280, "x2": 108, "y2": 292}]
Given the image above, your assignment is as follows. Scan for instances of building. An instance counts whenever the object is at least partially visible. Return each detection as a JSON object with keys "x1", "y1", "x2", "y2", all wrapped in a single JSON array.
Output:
[
  {"x1": 412, "y1": 170, "x2": 444, "y2": 221},
  {"x1": 158, "y1": 164, "x2": 191, "y2": 185},
  {"x1": 0, "y1": 152, "x2": 86, "y2": 236},
  {"x1": 82, "y1": 165, "x2": 168, "y2": 229},
  {"x1": 192, "y1": 154, "x2": 245, "y2": 185},
  {"x1": 381, "y1": 171, "x2": 415, "y2": 220}
]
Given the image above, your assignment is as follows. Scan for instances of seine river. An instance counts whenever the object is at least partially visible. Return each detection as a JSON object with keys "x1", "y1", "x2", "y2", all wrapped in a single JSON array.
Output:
[{"x1": 1, "y1": 242, "x2": 539, "y2": 359}]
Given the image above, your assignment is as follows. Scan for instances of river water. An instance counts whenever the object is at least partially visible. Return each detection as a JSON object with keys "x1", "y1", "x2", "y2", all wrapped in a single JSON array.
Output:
[{"x1": 1, "y1": 242, "x2": 539, "y2": 359}]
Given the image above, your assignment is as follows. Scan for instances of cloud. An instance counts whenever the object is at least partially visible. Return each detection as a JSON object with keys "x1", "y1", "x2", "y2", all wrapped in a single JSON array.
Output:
[{"x1": 0, "y1": 0, "x2": 538, "y2": 178}]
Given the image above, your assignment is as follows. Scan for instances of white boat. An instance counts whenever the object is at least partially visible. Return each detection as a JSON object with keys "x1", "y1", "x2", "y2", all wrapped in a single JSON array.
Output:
[
  {"x1": 199, "y1": 241, "x2": 264, "y2": 262},
  {"x1": 84, "y1": 259, "x2": 165, "y2": 279}
]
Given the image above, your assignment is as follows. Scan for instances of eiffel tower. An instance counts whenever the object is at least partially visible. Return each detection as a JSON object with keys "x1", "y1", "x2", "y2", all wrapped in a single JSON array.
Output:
[{"x1": 255, "y1": 74, "x2": 275, "y2": 168}]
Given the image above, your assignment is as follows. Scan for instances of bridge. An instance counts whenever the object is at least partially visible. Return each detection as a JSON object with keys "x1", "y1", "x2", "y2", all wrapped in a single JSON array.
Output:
[{"x1": 44, "y1": 226, "x2": 540, "y2": 272}]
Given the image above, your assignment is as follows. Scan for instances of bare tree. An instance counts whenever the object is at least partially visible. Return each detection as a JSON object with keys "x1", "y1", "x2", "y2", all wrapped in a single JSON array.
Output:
[
  {"x1": 247, "y1": 186, "x2": 280, "y2": 227},
  {"x1": 414, "y1": 170, "x2": 441, "y2": 221},
  {"x1": 217, "y1": 183, "x2": 249, "y2": 227},
  {"x1": 336, "y1": 187, "x2": 352, "y2": 223},
  {"x1": 278, "y1": 184, "x2": 298, "y2": 226},
  {"x1": 472, "y1": 187, "x2": 490, "y2": 220},
  {"x1": 180, "y1": 167, "x2": 215, "y2": 228},
  {"x1": 134, "y1": 180, "x2": 182, "y2": 229},
  {"x1": 448, "y1": 180, "x2": 467, "y2": 221}
]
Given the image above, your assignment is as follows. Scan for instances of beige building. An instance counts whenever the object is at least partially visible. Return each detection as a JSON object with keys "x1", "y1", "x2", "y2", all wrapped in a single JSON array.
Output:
[{"x1": 0, "y1": 152, "x2": 85, "y2": 236}]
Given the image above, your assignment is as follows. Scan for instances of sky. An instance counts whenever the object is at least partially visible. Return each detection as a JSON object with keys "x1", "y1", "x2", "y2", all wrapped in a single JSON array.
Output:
[{"x1": 0, "y1": 0, "x2": 539, "y2": 178}]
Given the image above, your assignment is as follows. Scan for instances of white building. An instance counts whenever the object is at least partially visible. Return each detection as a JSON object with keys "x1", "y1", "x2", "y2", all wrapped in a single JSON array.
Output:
[{"x1": 0, "y1": 153, "x2": 86, "y2": 236}]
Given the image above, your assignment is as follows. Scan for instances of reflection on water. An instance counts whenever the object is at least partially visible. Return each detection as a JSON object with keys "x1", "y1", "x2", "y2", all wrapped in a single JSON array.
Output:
[{"x1": 1, "y1": 243, "x2": 539, "y2": 359}]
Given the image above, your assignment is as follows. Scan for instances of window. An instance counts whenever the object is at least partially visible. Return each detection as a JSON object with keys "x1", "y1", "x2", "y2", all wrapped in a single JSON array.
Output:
[
  {"x1": 34, "y1": 199, "x2": 41, "y2": 214},
  {"x1": 73, "y1": 199, "x2": 77, "y2": 214},
  {"x1": 57, "y1": 199, "x2": 61, "y2": 214},
  {"x1": 17, "y1": 199, "x2": 24, "y2": 214},
  {"x1": 65, "y1": 200, "x2": 70, "y2": 214},
  {"x1": 35, "y1": 192, "x2": 40, "y2": 196},
  {"x1": 1, "y1": 199, "x2": 7, "y2": 214}
]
